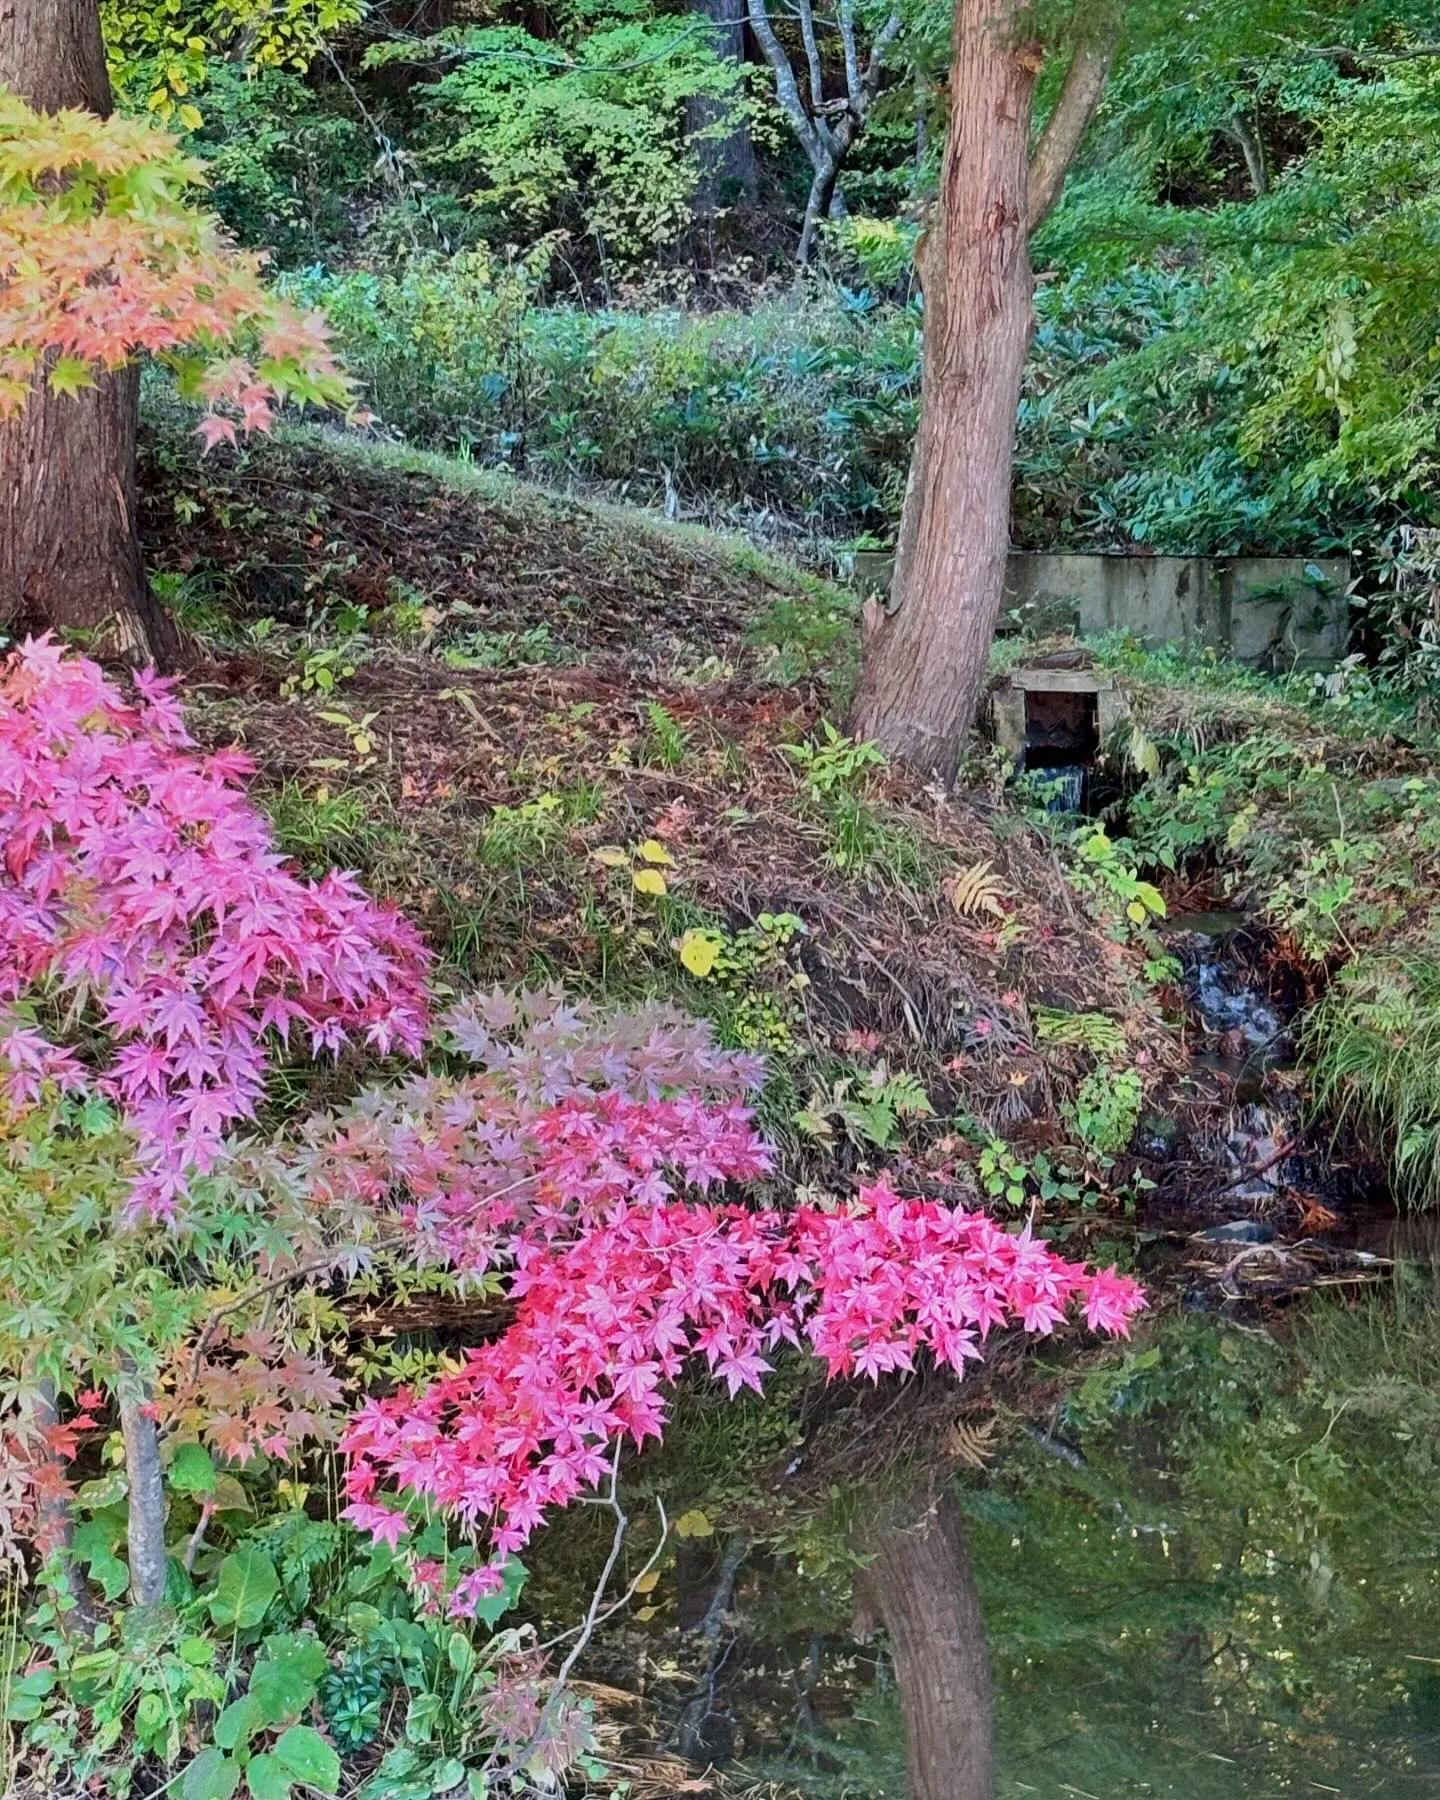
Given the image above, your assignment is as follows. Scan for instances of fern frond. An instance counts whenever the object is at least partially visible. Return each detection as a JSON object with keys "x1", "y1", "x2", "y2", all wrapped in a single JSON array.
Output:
[
  {"x1": 945, "y1": 1416, "x2": 998, "y2": 1469},
  {"x1": 950, "y1": 859, "x2": 1008, "y2": 920}
]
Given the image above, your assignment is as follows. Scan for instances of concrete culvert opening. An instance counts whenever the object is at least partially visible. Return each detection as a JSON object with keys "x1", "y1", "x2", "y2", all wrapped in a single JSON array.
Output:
[
  {"x1": 1021, "y1": 686, "x2": 1099, "y2": 773},
  {"x1": 990, "y1": 654, "x2": 1128, "y2": 813}
]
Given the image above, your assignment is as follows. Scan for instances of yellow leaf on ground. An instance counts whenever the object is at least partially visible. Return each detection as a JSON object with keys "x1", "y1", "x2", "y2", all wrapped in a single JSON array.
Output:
[
  {"x1": 674, "y1": 1508, "x2": 713, "y2": 1539},
  {"x1": 637, "y1": 838, "x2": 676, "y2": 865},
  {"x1": 633, "y1": 1569, "x2": 661, "y2": 1594},
  {"x1": 677, "y1": 929, "x2": 722, "y2": 977},
  {"x1": 633, "y1": 868, "x2": 668, "y2": 897},
  {"x1": 592, "y1": 845, "x2": 630, "y2": 867}
]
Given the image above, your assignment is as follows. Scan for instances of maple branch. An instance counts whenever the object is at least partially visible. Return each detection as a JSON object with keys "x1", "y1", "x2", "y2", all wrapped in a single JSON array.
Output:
[
  {"x1": 189, "y1": 1235, "x2": 406, "y2": 1384},
  {"x1": 117, "y1": 1361, "x2": 166, "y2": 1610},
  {"x1": 1027, "y1": 28, "x2": 1119, "y2": 231}
]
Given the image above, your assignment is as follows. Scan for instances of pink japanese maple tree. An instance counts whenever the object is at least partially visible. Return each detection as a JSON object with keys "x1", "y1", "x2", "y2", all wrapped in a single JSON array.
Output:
[
  {"x1": 0, "y1": 643, "x2": 1143, "y2": 1794},
  {"x1": 0, "y1": 636, "x2": 429, "y2": 1216},
  {"x1": 278, "y1": 994, "x2": 1147, "y2": 1609}
]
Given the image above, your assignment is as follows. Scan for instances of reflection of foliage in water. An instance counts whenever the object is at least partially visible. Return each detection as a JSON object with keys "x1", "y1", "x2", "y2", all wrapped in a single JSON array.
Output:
[
  {"x1": 516, "y1": 1295, "x2": 1440, "y2": 1796},
  {"x1": 970, "y1": 1296, "x2": 1440, "y2": 1796}
]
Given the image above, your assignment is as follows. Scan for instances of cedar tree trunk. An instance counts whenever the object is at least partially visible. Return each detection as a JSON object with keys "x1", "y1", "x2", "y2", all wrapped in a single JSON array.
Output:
[
  {"x1": 861, "y1": 1491, "x2": 994, "y2": 1800},
  {"x1": 0, "y1": 0, "x2": 176, "y2": 663},
  {"x1": 851, "y1": 5, "x2": 1115, "y2": 781},
  {"x1": 688, "y1": 0, "x2": 758, "y2": 209},
  {"x1": 851, "y1": 0, "x2": 1037, "y2": 781}
]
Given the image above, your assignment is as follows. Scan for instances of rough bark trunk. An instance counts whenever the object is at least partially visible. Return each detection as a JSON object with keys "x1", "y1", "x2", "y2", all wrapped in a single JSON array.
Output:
[
  {"x1": 0, "y1": 0, "x2": 176, "y2": 664},
  {"x1": 860, "y1": 1491, "x2": 994, "y2": 1800},
  {"x1": 687, "y1": 0, "x2": 758, "y2": 209},
  {"x1": 118, "y1": 1371, "x2": 168, "y2": 1609},
  {"x1": 850, "y1": 0, "x2": 1037, "y2": 782}
]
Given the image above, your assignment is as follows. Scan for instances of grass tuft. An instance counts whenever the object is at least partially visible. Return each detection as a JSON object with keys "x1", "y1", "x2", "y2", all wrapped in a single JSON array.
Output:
[{"x1": 1306, "y1": 946, "x2": 1440, "y2": 1207}]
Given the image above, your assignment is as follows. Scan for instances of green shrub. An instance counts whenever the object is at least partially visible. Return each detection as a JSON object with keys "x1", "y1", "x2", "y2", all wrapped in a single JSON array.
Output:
[
  {"x1": 183, "y1": 67, "x2": 377, "y2": 267},
  {"x1": 412, "y1": 21, "x2": 746, "y2": 266},
  {"x1": 286, "y1": 258, "x2": 919, "y2": 531}
]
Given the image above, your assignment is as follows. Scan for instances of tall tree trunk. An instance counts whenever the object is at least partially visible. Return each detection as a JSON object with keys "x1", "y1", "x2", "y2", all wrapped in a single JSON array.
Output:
[
  {"x1": 0, "y1": 0, "x2": 176, "y2": 664},
  {"x1": 852, "y1": 11, "x2": 1115, "y2": 781},
  {"x1": 687, "y1": 0, "x2": 758, "y2": 209},
  {"x1": 850, "y1": 0, "x2": 1037, "y2": 782},
  {"x1": 860, "y1": 1491, "x2": 994, "y2": 1800}
]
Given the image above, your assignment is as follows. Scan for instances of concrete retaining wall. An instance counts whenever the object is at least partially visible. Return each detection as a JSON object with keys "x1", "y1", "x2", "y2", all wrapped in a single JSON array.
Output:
[{"x1": 850, "y1": 552, "x2": 1351, "y2": 670}]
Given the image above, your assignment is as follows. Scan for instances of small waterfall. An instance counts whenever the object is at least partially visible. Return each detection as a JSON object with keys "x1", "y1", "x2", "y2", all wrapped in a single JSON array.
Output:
[
  {"x1": 1191, "y1": 953, "x2": 1284, "y2": 1048},
  {"x1": 1222, "y1": 1100, "x2": 1291, "y2": 1201},
  {"x1": 1171, "y1": 914, "x2": 1290, "y2": 1064},
  {"x1": 1038, "y1": 764, "x2": 1087, "y2": 814}
]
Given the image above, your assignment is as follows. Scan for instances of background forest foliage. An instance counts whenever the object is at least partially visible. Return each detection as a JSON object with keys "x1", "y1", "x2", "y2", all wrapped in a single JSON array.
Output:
[{"x1": 142, "y1": 0, "x2": 1440, "y2": 600}]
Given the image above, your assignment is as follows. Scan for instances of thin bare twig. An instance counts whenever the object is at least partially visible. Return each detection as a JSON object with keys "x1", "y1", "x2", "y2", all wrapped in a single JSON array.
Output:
[
  {"x1": 188, "y1": 1234, "x2": 404, "y2": 1383},
  {"x1": 182, "y1": 1501, "x2": 216, "y2": 1574},
  {"x1": 518, "y1": 1445, "x2": 669, "y2": 1768}
]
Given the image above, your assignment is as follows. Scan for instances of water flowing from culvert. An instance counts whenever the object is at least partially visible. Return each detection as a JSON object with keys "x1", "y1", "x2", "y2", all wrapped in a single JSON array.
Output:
[
  {"x1": 1041, "y1": 764, "x2": 1087, "y2": 814},
  {"x1": 1021, "y1": 762, "x2": 1088, "y2": 813}
]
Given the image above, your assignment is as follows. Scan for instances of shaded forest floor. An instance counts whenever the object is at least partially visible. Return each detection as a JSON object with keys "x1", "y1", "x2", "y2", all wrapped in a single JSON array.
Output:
[{"x1": 143, "y1": 425, "x2": 1183, "y2": 1222}]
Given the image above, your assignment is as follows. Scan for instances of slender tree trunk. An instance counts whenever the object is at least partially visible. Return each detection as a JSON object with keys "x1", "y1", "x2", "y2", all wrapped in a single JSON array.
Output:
[
  {"x1": 117, "y1": 1371, "x2": 168, "y2": 1609},
  {"x1": 797, "y1": 156, "x2": 841, "y2": 263},
  {"x1": 687, "y1": 0, "x2": 758, "y2": 209},
  {"x1": 1224, "y1": 112, "x2": 1269, "y2": 197},
  {"x1": 0, "y1": 0, "x2": 176, "y2": 664},
  {"x1": 31, "y1": 1382, "x2": 97, "y2": 1626},
  {"x1": 851, "y1": 0, "x2": 1037, "y2": 782},
  {"x1": 860, "y1": 1491, "x2": 994, "y2": 1800}
]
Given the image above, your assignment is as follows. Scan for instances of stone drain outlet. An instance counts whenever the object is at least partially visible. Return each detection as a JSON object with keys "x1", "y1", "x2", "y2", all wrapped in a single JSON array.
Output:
[{"x1": 989, "y1": 657, "x2": 1129, "y2": 807}]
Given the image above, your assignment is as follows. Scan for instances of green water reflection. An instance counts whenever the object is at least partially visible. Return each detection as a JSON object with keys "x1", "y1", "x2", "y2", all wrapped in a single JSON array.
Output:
[
  {"x1": 973, "y1": 1291, "x2": 1440, "y2": 1797},
  {"x1": 743, "y1": 1290, "x2": 1440, "y2": 1797}
]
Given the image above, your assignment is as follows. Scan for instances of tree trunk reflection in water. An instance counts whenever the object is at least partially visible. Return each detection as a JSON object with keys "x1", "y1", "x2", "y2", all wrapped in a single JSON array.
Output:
[{"x1": 861, "y1": 1491, "x2": 994, "y2": 1800}]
